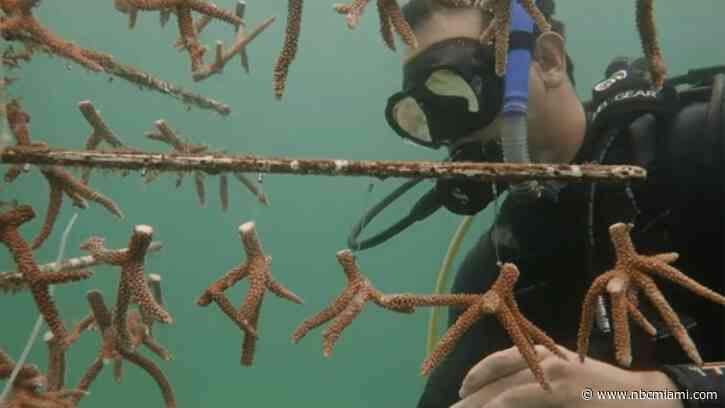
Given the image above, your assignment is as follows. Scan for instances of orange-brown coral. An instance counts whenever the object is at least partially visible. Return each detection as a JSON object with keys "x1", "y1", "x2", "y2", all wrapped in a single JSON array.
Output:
[
  {"x1": 292, "y1": 249, "x2": 414, "y2": 357},
  {"x1": 113, "y1": 0, "x2": 273, "y2": 82},
  {"x1": 72, "y1": 290, "x2": 175, "y2": 408},
  {"x1": 197, "y1": 221, "x2": 303, "y2": 365},
  {"x1": 1, "y1": 346, "x2": 86, "y2": 408},
  {"x1": 333, "y1": 0, "x2": 416, "y2": 50},
  {"x1": 191, "y1": 16, "x2": 275, "y2": 82},
  {"x1": 80, "y1": 225, "x2": 173, "y2": 353},
  {"x1": 145, "y1": 119, "x2": 269, "y2": 209},
  {"x1": 0, "y1": 205, "x2": 94, "y2": 347},
  {"x1": 0, "y1": 0, "x2": 104, "y2": 71},
  {"x1": 78, "y1": 100, "x2": 140, "y2": 185},
  {"x1": 383, "y1": 262, "x2": 565, "y2": 390},
  {"x1": 273, "y1": 0, "x2": 303, "y2": 99},
  {"x1": 635, "y1": 0, "x2": 667, "y2": 89},
  {"x1": 3, "y1": 100, "x2": 123, "y2": 250},
  {"x1": 577, "y1": 223, "x2": 725, "y2": 367}
]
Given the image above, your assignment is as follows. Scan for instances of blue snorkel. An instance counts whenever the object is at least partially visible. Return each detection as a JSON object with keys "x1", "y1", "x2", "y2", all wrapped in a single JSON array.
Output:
[{"x1": 499, "y1": 0, "x2": 539, "y2": 197}]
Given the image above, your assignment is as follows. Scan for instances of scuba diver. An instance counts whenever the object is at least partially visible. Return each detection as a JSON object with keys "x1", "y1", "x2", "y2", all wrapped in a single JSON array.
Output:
[{"x1": 348, "y1": 0, "x2": 725, "y2": 406}]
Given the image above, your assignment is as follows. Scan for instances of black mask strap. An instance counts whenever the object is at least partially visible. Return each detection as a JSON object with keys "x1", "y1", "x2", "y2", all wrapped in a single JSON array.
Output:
[{"x1": 347, "y1": 179, "x2": 443, "y2": 251}]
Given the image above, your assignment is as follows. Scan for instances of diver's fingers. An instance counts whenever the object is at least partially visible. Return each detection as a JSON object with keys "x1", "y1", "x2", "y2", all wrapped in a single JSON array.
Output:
[
  {"x1": 480, "y1": 383, "x2": 558, "y2": 408},
  {"x1": 453, "y1": 368, "x2": 545, "y2": 408},
  {"x1": 459, "y1": 345, "x2": 554, "y2": 399}
]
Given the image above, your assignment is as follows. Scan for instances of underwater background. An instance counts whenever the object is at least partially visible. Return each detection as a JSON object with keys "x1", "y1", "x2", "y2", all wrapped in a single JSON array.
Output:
[{"x1": 2, "y1": 1, "x2": 725, "y2": 406}]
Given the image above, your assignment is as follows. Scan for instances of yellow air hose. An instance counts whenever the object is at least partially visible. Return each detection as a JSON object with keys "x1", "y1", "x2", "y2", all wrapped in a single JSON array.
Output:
[{"x1": 426, "y1": 215, "x2": 475, "y2": 356}]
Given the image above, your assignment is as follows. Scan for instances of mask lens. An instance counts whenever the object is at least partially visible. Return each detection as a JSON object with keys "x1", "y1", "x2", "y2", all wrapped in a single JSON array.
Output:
[
  {"x1": 424, "y1": 69, "x2": 479, "y2": 113},
  {"x1": 390, "y1": 95, "x2": 433, "y2": 146}
]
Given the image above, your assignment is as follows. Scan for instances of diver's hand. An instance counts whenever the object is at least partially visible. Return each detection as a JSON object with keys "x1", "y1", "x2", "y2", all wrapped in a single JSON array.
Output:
[{"x1": 452, "y1": 345, "x2": 683, "y2": 408}]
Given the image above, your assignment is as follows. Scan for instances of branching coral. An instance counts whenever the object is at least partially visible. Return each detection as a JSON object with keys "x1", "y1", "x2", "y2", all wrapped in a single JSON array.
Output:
[
  {"x1": 71, "y1": 290, "x2": 175, "y2": 408},
  {"x1": 1, "y1": 346, "x2": 87, "y2": 408},
  {"x1": 293, "y1": 255, "x2": 561, "y2": 390},
  {"x1": 0, "y1": 0, "x2": 104, "y2": 72},
  {"x1": 382, "y1": 262, "x2": 565, "y2": 390},
  {"x1": 292, "y1": 250, "x2": 415, "y2": 357},
  {"x1": 273, "y1": 0, "x2": 303, "y2": 99},
  {"x1": 635, "y1": 0, "x2": 666, "y2": 89},
  {"x1": 191, "y1": 16, "x2": 275, "y2": 82},
  {"x1": 3, "y1": 100, "x2": 123, "y2": 250},
  {"x1": 333, "y1": 0, "x2": 416, "y2": 50},
  {"x1": 78, "y1": 100, "x2": 140, "y2": 185},
  {"x1": 197, "y1": 221, "x2": 303, "y2": 365},
  {"x1": 113, "y1": 0, "x2": 274, "y2": 82},
  {"x1": 79, "y1": 225, "x2": 173, "y2": 352},
  {"x1": 1, "y1": 242, "x2": 163, "y2": 294},
  {"x1": 577, "y1": 223, "x2": 725, "y2": 367},
  {"x1": 0, "y1": 1, "x2": 230, "y2": 114},
  {"x1": 273, "y1": 0, "x2": 415, "y2": 99},
  {"x1": 113, "y1": 0, "x2": 239, "y2": 75},
  {"x1": 436, "y1": 0, "x2": 666, "y2": 83},
  {"x1": 451, "y1": 0, "x2": 551, "y2": 76},
  {"x1": 144, "y1": 119, "x2": 269, "y2": 210},
  {"x1": 0, "y1": 205, "x2": 94, "y2": 348}
]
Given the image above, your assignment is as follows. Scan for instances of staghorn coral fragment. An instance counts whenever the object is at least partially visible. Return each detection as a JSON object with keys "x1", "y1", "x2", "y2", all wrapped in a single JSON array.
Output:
[
  {"x1": 384, "y1": 0, "x2": 417, "y2": 48},
  {"x1": 491, "y1": 0, "x2": 511, "y2": 76},
  {"x1": 0, "y1": 0, "x2": 103, "y2": 71},
  {"x1": 32, "y1": 165, "x2": 123, "y2": 250},
  {"x1": 197, "y1": 221, "x2": 303, "y2": 365},
  {"x1": 0, "y1": 346, "x2": 46, "y2": 392},
  {"x1": 1, "y1": 23, "x2": 230, "y2": 115},
  {"x1": 233, "y1": 173, "x2": 270, "y2": 206},
  {"x1": 435, "y1": 0, "x2": 551, "y2": 76},
  {"x1": 73, "y1": 289, "x2": 175, "y2": 407},
  {"x1": 219, "y1": 173, "x2": 229, "y2": 211},
  {"x1": 3, "y1": 100, "x2": 123, "y2": 250},
  {"x1": 382, "y1": 262, "x2": 564, "y2": 391},
  {"x1": 636, "y1": 0, "x2": 667, "y2": 89},
  {"x1": 273, "y1": 0, "x2": 303, "y2": 99},
  {"x1": 80, "y1": 225, "x2": 173, "y2": 353},
  {"x1": 145, "y1": 120, "x2": 269, "y2": 209},
  {"x1": 577, "y1": 223, "x2": 725, "y2": 368},
  {"x1": 147, "y1": 119, "x2": 209, "y2": 154},
  {"x1": 114, "y1": 0, "x2": 248, "y2": 80},
  {"x1": 173, "y1": 15, "x2": 212, "y2": 49},
  {"x1": 374, "y1": 0, "x2": 395, "y2": 51},
  {"x1": 115, "y1": 0, "x2": 242, "y2": 27},
  {"x1": 343, "y1": 0, "x2": 370, "y2": 29},
  {"x1": 194, "y1": 171, "x2": 206, "y2": 207},
  {"x1": 1, "y1": 345, "x2": 85, "y2": 408},
  {"x1": 292, "y1": 249, "x2": 413, "y2": 357},
  {"x1": 334, "y1": 0, "x2": 416, "y2": 49},
  {"x1": 3, "y1": 99, "x2": 47, "y2": 184},
  {"x1": 196, "y1": 263, "x2": 258, "y2": 336},
  {"x1": 0, "y1": 205, "x2": 94, "y2": 347},
  {"x1": 235, "y1": 1, "x2": 250, "y2": 73},
  {"x1": 78, "y1": 100, "x2": 139, "y2": 184},
  {"x1": 191, "y1": 16, "x2": 274, "y2": 82},
  {"x1": 145, "y1": 119, "x2": 210, "y2": 206},
  {"x1": 144, "y1": 273, "x2": 166, "y2": 328},
  {"x1": 517, "y1": 0, "x2": 551, "y2": 33}
]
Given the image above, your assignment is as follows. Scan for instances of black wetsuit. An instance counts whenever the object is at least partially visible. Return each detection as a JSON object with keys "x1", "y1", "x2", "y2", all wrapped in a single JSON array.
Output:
[{"x1": 417, "y1": 99, "x2": 725, "y2": 407}]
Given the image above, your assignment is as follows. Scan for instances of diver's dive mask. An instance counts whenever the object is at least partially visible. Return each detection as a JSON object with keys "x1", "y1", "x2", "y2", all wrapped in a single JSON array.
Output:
[
  {"x1": 347, "y1": 38, "x2": 508, "y2": 252},
  {"x1": 385, "y1": 37, "x2": 507, "y2": 215},
  {"x1": 385, "y1": 37, "x2": 504, "y2": 149}
]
